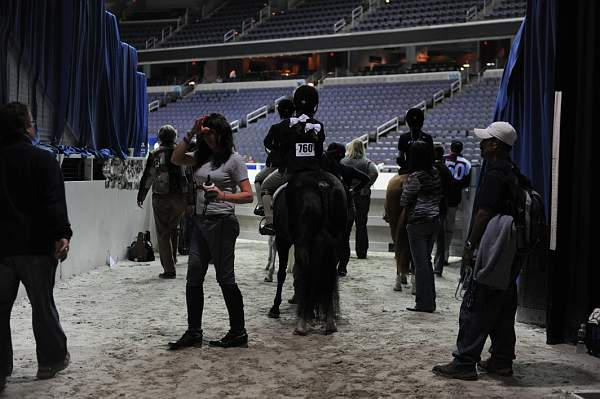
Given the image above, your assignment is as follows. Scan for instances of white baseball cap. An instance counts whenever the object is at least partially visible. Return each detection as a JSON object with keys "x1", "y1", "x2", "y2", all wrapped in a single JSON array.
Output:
[{"x1": 474, "y1": 121, "x2": 517, "y2": 146}]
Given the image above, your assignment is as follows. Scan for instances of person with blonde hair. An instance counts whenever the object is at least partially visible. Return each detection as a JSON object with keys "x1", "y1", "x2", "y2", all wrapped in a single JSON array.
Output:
[{"x1": 341, "y1": 139, "x2": 379, "y2": 259}]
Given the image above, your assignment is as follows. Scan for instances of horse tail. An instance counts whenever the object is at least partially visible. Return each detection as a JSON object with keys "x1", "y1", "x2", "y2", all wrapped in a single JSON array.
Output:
[{"x1": 310, "y1": 229, "x2": 339, "y2": 321}]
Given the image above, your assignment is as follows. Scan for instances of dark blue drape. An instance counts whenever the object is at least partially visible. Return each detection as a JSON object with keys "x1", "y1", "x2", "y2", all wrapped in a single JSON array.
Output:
[
  {"x1": 0, "y1": 0, "x2": 147, "y2": 157},
  {"x1": 493, "y1": 0, "x2": 556, "y2": 214}
]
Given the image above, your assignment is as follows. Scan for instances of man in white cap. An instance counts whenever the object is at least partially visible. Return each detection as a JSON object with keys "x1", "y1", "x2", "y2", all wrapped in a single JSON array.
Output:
[{"x1": 433, "y1": 121, "x2": 526, "y2": 380}]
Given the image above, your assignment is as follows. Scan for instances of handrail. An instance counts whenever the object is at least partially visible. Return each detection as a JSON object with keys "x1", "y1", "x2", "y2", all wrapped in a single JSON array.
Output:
[
  {"x1": 230, "y1": 120, "x2": 240, "y2": 132},
  {"x1": 450, "y1": 80, "x2": 461, "y2": 96},
  {"x1": 376, "y1": 117, "x2": 399, "y2": 139},
  {"x1": 433, "y1": 89, "x2": 445, "y2": 105},
  {"x1": 357, "y1": 133, "x2": 369, "y2": 146},
  {"x1": 247, "y1": 105, "x2": 268, "y2": 124},
  {"x1": 351, "y1": 6, "x2": 363, "y2": 26},
  {"x1": 274, "y1": 95, "x2": 288, "y2": 105},
  {"x1": 333, "y1": 18, "x2": 346, "y2": 33},
  {"x1": 259, "y1": 5, "x2": 272, "y2": 24},
  {"x1": 145, "y1": 37, "x2": 156, "y2": 49},
  {"x1": 224, "y1": 29, "x2": 236, "y2": 42},
  {"x1": 161, "y1": 25, "x2": 172, "y2": 43},
  {"x1": 242, "y1": 18, "x2": 255, "y2": 34},
  {"x1": 148, "y1": 100, "x2": 160, "y2": 112},
  {"x1": 466, "y1": 5, "x2": 478, "y2": 21},
  {"x1": 412, "y1": 100, "x2": 427, "y2": 112}
]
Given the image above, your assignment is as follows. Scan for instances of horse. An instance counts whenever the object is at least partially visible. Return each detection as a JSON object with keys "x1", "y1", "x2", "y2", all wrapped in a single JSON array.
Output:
[
  {"x1": 267, "y1": 170, "x2": 348, "y2": 335},
  {"x1": 384, "y1": 173, "x2": 412, "y2": 289}
]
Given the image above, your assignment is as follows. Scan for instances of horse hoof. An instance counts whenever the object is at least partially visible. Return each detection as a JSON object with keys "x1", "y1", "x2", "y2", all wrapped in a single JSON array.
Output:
[
  {"x1": 294, "y1": 319, "x2": 308, "y2": 335},
  {"x1": 325, "y1": 321, "x2": 337, "y2": 335},
  {"x1": 264, "y1": 275, "x2": 273, "y2": 282},
  {"x1": 268, "y1": 309, "x2": 280, "y2": 319}
]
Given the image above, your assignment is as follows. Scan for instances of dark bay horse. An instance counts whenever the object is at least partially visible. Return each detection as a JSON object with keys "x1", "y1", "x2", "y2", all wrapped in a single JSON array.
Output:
[{"x1": 267, "y1": 170, "x2": 347, "y2": 335}]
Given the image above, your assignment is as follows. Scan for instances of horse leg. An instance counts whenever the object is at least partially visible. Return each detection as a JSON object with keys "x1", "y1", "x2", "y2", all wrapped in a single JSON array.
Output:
[
  {"x1": 265, "y1": 236, "x2": 273, "y2": 270},
  {"x1": 293, "y1": 244, "x2": 311, "y2": 336},
  {"x1": 264, "y1": 236, "x2": 277, "y2": 282},
  {"x1": 268, "y1": 238, "x2": 289, "y2": 319}
]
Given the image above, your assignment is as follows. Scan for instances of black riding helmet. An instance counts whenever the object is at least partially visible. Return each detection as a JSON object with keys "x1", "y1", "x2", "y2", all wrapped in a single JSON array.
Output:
[
  {"x1": 277, "y1": 98, "x2": 295, "y2": 119},
  {"x1": 293, "y1": 85, "x2": 319, "y2": 116},
  {"x1": 158, "y1": 124, "x2": 177, "y2": 145},
  {"x1": 405, "y1": 108, "x2": 425, "y2": 131}
]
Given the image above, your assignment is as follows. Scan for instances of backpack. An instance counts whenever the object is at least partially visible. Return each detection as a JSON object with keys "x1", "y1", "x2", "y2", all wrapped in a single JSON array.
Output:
[
  {"x1": 508, "y1": 167, "x2": 547, "y2": 254},
  {"x1": 152, "y1": 147, "x2": 187, "y2": 195},
  {"x1": 127, "y1": 231, "x2": 155, "y2": 262}
]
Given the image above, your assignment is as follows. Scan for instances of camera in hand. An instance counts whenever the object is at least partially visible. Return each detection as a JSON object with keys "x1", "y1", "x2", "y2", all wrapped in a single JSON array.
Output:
[{"x1": 203, "y1": 174, "x2": 218, "y2": 202}]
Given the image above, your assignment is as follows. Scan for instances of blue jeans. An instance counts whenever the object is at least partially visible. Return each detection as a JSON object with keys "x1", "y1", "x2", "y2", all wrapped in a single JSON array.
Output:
[{"x1": 406, "y1": 220, "x2": 440, "y2": 310}]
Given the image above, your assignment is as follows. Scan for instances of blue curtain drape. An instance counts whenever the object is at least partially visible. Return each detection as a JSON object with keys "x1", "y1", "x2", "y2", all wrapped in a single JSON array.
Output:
[
  {"x1": 493, "y1": 0, "x2": 556, "y2": 214},
  {"x1": 0, "y1": 0, "x2": 147, "y2": 157}
]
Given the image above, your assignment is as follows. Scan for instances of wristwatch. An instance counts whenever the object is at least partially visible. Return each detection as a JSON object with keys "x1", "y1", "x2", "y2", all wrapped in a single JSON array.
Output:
[{"x1": 465, "y1": 240, "x2": 474, "y2": 251}]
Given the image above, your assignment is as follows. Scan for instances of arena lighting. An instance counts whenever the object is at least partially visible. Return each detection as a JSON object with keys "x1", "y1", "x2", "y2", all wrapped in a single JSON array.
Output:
[
  {"x1": 188, "y1": 81, "x2": 195, "y2": 86},
  {"x1": 462, "y1": 63, "x2": 470, "y2": 68},
  {"x1": 460, "y1": 67, "x2": 464, "y2": 71}
]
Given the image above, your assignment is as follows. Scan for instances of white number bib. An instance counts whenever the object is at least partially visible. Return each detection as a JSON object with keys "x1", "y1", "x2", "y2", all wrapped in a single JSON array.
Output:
[{"x1": 295, "y1": 143, "x2": 315, "y2": 157}]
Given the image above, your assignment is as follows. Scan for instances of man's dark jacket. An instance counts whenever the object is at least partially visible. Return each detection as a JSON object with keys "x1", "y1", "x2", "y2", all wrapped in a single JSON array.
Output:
[{"x1": 0, "y1": 135, "x2": 73, "y2": 257}]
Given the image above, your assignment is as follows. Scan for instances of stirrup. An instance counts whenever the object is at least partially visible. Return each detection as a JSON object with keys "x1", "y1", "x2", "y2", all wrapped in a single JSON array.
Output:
[
  {"x1": 258, "y1": 217, "x2": 275, "y2": 236},
  {"x1": 253, "y1": 204, "x2": 265, "y2": 216}
]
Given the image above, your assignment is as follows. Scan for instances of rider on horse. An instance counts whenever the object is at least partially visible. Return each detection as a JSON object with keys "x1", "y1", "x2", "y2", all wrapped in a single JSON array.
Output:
[{"x1": 259, "y1": 84, "x2": 325, "y2": 235}]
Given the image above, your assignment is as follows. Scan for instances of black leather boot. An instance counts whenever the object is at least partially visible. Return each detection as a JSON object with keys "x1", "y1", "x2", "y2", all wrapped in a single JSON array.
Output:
[
  {"x1": 168, "y1": 286, "x2": 204, "y2": 350},
  {"x1": 209, "y1": 284, "x2": 248, "y2": 348}
]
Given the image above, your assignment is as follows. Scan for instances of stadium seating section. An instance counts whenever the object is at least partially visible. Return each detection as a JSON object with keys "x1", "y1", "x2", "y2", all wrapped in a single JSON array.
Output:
[
  {"x1": 119, "y1": 22, "x2": 176, "y2": 49},
  {"x1": 365, "y1": 77, "x2": 500, "y2": 165},
  {"x1": 147, "y1": 76, "x2": 501, "y2": 165},
  {"x1": 147, "y1": 87, "x2": 292, "y2": 139},
  {"x1": 120, "y1": 0, "x2": 526, "y2": 49},
  {"x1": 162, "y1": 0, "x2": 266, "y2": 47},
  {"x1": 241, "y1": 0, "x2": 363, "y2": 41}
]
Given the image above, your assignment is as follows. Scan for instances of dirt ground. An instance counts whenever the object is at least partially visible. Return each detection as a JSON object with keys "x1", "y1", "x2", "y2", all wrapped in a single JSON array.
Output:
[{"x1": 4, "y1": 239, "x2": 600, "y2": 398}]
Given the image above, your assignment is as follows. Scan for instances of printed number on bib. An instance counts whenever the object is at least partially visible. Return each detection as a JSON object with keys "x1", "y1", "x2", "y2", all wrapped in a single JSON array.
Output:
[{"x1": 296, "y1": 143, "x2": 315, "y2": 157}]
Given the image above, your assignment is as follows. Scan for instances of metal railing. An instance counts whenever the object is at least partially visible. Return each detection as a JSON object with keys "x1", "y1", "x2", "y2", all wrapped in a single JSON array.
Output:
[
  {"x1": 412, "y1": 100, "x2": 427, "y2": 112},
  {"x1": 247, "y1": 106, "x2": 268, "y2": 124},
  {"x1": 242, "y1": 18, "x2": 255, "y2": 34},
  {"x1": 433, "y1": 89, "x2": 445, "y2": 105},
  {"x1": 450, "y1": 80, "x2": 462, "y2": 96},
  {"x1": 145, "y1": 37, "x2": 156, "y2": 49},
  {"x1": 351, "y1": 6, "x2": 363, "y2": 27},
  {"x1": 259, "y1": 5, "x2": 272, "y2": 24},
  {"x1": 466, "y1": 5, "x2": 478, "y2": 21},
  {"x1": 142, "y1": 10, "x2": 188, "y2": 49},
  {"x1": 334, "y1": 18, "x2": 346, "y2": 33},
  {"x1": 230, "y1": 120, "x2": 240, "y2": 132},
  {"x1": 148, "y1": 100, "x2": 160, "y2": 112},
  {"x1": 357, "y1": 134, "x2": 369, "y2": 146},
  {"x1": 224, "y1": 29, "x2": 236, "y2": 42},
  {"x1": 374, "y1": 117, "x2": 400, "y2": 141}
]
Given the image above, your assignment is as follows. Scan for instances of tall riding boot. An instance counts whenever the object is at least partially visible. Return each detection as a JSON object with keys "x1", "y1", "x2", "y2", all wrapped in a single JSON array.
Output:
[
  {"x1": 255, "y1": 182, "x2": 263, "y2": 207},
  {"x1": 254, "y1": 183, "x2": 265, "y2": 216},
  {"x1": 168, "y1": 286, "x2": 203, "y2": 350},
  {"x1": 209, "y1": 284, "x2": 248, "y2": 348},
  {"x1": 263, "y1": 194, "x2": 274, "y2": 225},
  {"x1": 259, "y1": 194, "x2": 275, "y2": 235}
]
